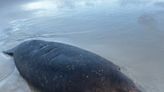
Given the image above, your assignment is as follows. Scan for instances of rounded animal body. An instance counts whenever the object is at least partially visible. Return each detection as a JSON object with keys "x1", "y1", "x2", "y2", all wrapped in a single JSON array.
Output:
[{"x1": 3, "y1": 40, "x2": 141, "y2": 92}]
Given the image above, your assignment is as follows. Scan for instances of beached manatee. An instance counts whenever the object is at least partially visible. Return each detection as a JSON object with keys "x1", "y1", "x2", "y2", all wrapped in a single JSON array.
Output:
[{"x1": 3, "y1": 40, "x2": 141, "y2": 92}]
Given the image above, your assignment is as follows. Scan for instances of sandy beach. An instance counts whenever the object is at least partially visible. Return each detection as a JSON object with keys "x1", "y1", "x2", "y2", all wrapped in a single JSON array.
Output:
[{"x1": 0, "y1": 0, "x2": 164, "y2": 92}]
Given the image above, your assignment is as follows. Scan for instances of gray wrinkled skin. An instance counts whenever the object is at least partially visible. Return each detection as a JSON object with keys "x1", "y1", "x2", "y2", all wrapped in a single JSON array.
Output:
[{"x1": 4, "y1": 40, "x2": 141, "y2": 92}]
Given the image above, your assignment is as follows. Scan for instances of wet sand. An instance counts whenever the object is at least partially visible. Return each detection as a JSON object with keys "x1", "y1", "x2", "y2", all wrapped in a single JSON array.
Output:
[{"x1": 0, "y1": 0, "x2": 164, "y2": 92}]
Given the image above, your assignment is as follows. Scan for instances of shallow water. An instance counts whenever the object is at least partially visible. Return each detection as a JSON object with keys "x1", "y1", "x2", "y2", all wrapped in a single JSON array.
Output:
[{"x1": 0, "y1": 0, "x2": 164, "y2": 92}]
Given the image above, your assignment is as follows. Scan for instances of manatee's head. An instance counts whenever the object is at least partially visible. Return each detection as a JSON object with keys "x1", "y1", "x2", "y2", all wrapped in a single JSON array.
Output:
[{"x1": 110, "y1": 71, "x2": 142, "y2": 92}]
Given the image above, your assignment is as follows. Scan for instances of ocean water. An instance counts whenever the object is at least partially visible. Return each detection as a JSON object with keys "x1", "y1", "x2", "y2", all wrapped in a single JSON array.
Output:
[{"x1": 0, "y1": 0, "x2": 164, "y2": 92}]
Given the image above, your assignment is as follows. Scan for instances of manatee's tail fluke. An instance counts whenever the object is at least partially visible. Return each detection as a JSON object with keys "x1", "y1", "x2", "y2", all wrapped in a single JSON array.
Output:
[
  {"x1": 3, "y1": 47, "x2": 16, "y2": 56},
  {"x1": 3, "y1": 51, "x2": 13, "y2": 56}
]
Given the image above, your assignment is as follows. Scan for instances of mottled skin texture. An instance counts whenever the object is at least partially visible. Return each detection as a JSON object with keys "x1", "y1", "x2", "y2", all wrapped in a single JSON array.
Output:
[{"x1": 4, "y1": 40, "x2": 141, "y2": 92}]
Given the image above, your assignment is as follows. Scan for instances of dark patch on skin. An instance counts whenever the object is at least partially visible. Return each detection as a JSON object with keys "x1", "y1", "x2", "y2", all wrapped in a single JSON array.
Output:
[{"x1": 3, "y1": 40, "x2": 142, "y2": 92}]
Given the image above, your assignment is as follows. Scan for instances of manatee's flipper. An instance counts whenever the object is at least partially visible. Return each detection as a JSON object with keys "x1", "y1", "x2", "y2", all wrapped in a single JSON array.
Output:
[{"x1": 3, "y1": 47, "x2": 16, "y2": 56}]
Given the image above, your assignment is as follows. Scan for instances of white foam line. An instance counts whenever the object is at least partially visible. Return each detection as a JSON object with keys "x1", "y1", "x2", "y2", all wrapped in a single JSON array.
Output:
[{"x1": 42, "y1": 30, "x2": 95, "y2": 36}]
